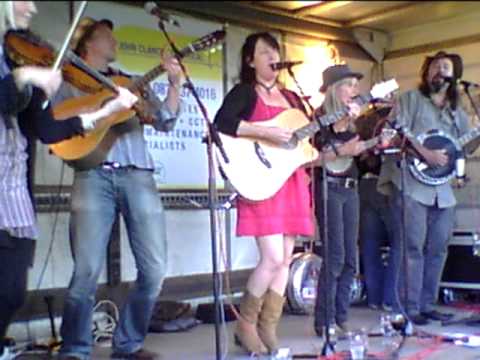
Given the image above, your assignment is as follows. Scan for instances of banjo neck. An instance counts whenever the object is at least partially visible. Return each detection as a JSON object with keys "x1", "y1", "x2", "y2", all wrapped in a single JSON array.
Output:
[{"x1": 459, "y1": 125, "x2": 480, "y2": 149}]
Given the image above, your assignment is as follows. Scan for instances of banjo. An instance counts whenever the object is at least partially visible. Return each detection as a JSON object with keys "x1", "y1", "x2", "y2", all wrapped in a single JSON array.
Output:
[
  {"x1": 407, "y1": 126, "x2": 480, "y2": 185},
  {"x1": 324, "y1": 128, "x2": 397, "y2": 175}
]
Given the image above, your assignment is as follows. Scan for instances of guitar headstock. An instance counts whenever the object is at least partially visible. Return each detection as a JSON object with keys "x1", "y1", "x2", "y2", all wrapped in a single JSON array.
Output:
[
  {"x1": 179, "y1": 30, "x2": 226, "y2": 57},
  {"x1": 370, "y1": 79, "x2": 399, "y2": 99}
]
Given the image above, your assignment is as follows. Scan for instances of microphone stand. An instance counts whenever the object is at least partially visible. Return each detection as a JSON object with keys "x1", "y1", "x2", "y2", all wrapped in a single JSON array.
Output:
[
  {"x1": 157, "y1": 20, "x2": 228, "y2": 360},
  {"x1": 462, "y1": 82, "x2": 480, "y2": 128},
  {"x1": 381, "y1": 117, "x2": 416, "y2": 353},
  {"x1": 285, "y1": 67, "x2": 335, "y2": 355}
]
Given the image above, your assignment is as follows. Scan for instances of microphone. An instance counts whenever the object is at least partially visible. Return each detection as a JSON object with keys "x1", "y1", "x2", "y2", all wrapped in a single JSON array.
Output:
[
  {"x1": 443, "y1": 76, "x2": 480, "y2": 88},
  {"x1": 459, "y1": 79, "x2": 480, "y2": 88},
  {"x1": 144, "y1": 2, "x2": 180, "y2": 27},
  {"x1": 270, "y1": 61, "x2": 303, "y2": 71},
  {"x1": 442, "y1": 76, "x2": 455, "y2": 83}
]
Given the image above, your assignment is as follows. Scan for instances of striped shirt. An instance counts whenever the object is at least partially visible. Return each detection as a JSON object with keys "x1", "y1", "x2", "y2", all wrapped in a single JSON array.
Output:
[
  {"x1": 53, "y1": 68, "x2": 181, "y2": 170},
  {"x1": 0, "y1": 46, "x2": 37, "y2": 239}
]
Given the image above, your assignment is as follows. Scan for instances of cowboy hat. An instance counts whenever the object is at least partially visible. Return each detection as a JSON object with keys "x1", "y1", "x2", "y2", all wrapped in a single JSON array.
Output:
[
  {"x1": 70, "y1": 17, "x2": 114, "y2": 53},
  {"x1": 319, "y1": 64, "x2": 363, "y2": 93}
]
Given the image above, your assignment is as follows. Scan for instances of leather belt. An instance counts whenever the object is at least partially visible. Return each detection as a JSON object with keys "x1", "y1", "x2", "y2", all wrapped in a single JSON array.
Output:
[
  {"x1": 100, "y1": 162, "x2": 139, "y2": 171},
  {"x1": 361, "y1": 172, "x2": 379, "y2": 180},
  {"x1": 326, "y1": 176, "x2": 357, "y2": 189}
]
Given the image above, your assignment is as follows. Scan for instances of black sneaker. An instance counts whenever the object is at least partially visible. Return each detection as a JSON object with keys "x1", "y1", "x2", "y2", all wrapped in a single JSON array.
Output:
[
  {"x1": 410, "y1": 314, "x2": 430, "y2": 325},
  {"x1": 421, "y1": 310, "x2": 454, "y2": 322}
]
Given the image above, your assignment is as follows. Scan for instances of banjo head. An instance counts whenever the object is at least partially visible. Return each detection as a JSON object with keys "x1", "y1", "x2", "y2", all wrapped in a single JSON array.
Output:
[
  {"x1": 409, "y1": 129, "x2": 461, "y2": 185},
  {"x1": 325, "y1": 157, "x2": 353, "y2": 175}
]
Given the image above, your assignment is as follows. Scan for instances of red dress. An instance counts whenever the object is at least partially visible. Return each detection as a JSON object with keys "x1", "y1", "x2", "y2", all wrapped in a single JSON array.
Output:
[{"x1": 236, "y1": 96, "x2": 314, "y2": 237}]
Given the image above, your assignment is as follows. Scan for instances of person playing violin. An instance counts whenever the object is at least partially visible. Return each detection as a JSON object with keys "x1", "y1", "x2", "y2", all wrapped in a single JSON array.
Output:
[
  {"x1": 0, "y1": 2, "x2": 138, "y2": 359},
  {"x1": 53, "y1": 15, "x2": 183, "y2": 360}
]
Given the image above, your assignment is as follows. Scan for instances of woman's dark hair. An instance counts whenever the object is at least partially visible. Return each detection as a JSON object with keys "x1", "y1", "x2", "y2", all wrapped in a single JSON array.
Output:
[{"x1": 239, "y1": 32, "x2": 280, "y2": 84}]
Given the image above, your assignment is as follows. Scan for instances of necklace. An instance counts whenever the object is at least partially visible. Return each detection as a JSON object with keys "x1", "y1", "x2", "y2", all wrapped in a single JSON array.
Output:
[{"x1": 256, "y1": 81, "x2": 276, "y2": 94}]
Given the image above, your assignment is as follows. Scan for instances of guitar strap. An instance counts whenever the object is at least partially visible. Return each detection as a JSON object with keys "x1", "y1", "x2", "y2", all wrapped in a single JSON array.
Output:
[{"x1": 280, "y1": 89, "x2": 306, "y2": 114}]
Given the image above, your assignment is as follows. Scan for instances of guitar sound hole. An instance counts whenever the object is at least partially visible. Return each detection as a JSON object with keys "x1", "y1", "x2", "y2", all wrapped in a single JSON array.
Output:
[{"x1": 254, "y1": 142, "x2": 272, "y2": 169}]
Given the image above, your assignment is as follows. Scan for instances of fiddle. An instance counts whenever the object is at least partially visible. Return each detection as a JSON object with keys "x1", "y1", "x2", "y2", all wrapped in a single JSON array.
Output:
[
  {"x1": 4, "y1": 29, "x2": 155, "y2": 121},
  {"x1": 354, "y1": 101, "x2": 394, "y2": 140},
  {"x1": 4, "y1": 29, "x2": 116, "y2": 94}
]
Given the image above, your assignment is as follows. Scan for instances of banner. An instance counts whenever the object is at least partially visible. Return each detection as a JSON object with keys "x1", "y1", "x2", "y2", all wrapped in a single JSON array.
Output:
[{"x1": 82, "y1": 2, "x2": 225, "y2": 190}]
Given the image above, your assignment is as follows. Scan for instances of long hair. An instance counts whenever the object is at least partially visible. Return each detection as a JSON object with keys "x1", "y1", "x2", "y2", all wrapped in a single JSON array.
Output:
[
  {"x1": 0, "y1": 1, "x2": 15, "y2": 38},
  {"x1": 239, "y1": 32, "x2": 280, "y2": 84},
  {"x1": 322, "y1": 77, "x2": 352, "y2": 114},
  {"x1": 418, "y1": 55, "x2": 460, "y2": 110}
]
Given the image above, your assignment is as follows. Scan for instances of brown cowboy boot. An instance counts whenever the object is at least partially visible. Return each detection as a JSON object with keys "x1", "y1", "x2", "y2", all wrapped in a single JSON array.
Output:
[
  {"x1": 257, "y1": 289, "x2": 285, "y2": 353},
  {"x1": 234, "y1": 291, "x2": 268, "y2": 354}
]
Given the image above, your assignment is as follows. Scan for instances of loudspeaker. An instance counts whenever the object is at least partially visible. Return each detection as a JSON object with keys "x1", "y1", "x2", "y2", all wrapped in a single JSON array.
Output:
[{"x1": 441, "y1": 231, "x2": 480, "y2": 288}]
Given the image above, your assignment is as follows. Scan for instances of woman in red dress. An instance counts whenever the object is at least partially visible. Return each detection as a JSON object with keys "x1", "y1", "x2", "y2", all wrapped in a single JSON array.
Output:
[{"x1": 214, "y1": 32, "x2": 314, "y2": 355}]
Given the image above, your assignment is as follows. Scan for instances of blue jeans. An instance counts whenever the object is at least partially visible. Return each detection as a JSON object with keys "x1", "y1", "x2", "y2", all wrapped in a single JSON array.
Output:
[
  {"x1": 59, "y1": 168, "x2": 167, "y2": 359},
  {"x1": 314, "y1": 182, "x2": 359, "y2": 328},
  {"x1": 359, "y1": 178, "x2": 395, "y2": 307},
  {"x1": 389, "y1": 188, "x2": 454, "y2": 315}
]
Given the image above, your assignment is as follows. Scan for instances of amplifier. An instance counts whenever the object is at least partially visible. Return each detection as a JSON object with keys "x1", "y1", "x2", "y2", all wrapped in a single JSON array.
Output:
[{"x1": 440, "y1": 230, "x2": 480, "y2": 290}]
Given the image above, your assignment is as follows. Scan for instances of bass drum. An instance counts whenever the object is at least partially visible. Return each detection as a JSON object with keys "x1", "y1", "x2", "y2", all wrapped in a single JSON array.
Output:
[
  {"x1": 286, "y1": 252, "x2": 366, "y2": 314},
  {"x1": 286, "y1": 252, "x2": 322, "y2": 315}
]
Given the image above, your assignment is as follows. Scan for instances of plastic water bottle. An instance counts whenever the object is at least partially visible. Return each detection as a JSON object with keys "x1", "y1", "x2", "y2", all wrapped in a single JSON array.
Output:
[
  {"x1": 328, "y1": 324, "x2": 338, "y2": 345},
  {"x1": 270, "y1": 347, "x2": 292, "y2": 359},
  {"x1": 380, "y1": 313, "x2": 396, "y2": 348},
  {"x1": 348, "y1": 328, "x2": 368, "y2": 360},
  {"x1": 380, "y1": 313, "x2": 395, "y2": 336}
]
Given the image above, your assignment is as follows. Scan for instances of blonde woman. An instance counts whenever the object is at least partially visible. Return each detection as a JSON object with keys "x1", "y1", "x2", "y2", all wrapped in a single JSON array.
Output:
[{"x1": 312, "y1": 64, "x2": 365, "y2": 337}]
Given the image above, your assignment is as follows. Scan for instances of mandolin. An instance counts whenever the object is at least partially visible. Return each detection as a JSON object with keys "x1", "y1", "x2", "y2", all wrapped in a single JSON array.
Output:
[{"x1": 48, "y1": 30, "x2": 226, "y2": 170}]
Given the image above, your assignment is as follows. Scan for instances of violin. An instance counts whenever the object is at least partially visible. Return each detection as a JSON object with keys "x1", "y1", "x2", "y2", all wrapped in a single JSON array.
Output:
[
  {"x1": 4, "y1": 29, "x2": 157, "y2": 122},
  {"x1": 354, "y1": 101, "x2": 394, "y2": 140},
  {"x1": 4, "y1": 29, "x2": 114, "y2": 94}
]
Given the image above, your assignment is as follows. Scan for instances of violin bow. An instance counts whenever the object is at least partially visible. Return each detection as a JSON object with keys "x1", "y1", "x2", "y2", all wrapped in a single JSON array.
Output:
[{"x1": 42, "y1": 0, "x2": 88, "y2": 109}]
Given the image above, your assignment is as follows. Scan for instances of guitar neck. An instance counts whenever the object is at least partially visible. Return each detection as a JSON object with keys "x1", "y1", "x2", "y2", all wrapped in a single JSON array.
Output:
[
  {"x1": 130, "y1": 42, "x2": 192, "y2": 91},
  {"x1": 293, "y1": 93, "x2": 374, "y2": 141},
  {"x1": 131, "y1": 65, "x2": 166, "y2": 91},
  {"x1": 459, "y1": 126, "x2": 480, "y2": 149}
]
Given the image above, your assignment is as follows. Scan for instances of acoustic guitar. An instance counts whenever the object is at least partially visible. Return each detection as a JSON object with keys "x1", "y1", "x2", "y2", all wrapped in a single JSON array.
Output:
[
  {"x1": 216, "y1": 79, "x2": 399, "y2": 201},
  {"x1": 48, "y1": 30, "x2": 226, "y2": 170}
]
